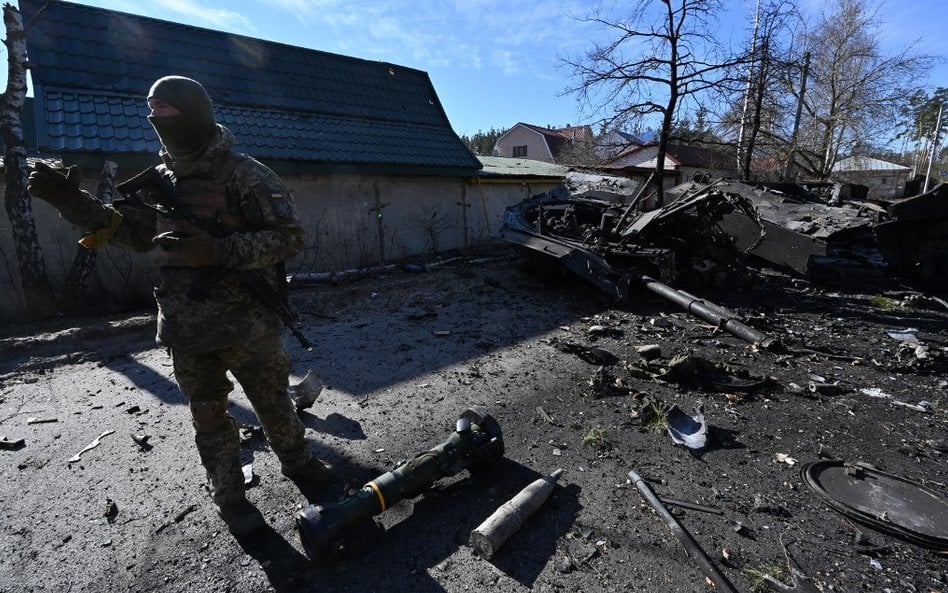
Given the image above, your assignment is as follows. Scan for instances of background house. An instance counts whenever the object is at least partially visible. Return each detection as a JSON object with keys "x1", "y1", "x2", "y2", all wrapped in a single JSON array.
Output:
[
  {"x1": 607, "y1": 142, "x2": 736, "y2": 189},
  {"x1": 831, "y1": 156, "x2": 911, "y2": 200},
  {"x1": 0, "y1": 0, "x2": 563, "y2": 320},
  {"x1": 595, "y1": 129, "x2": 639, "y2": 161},
  {"x1": 492, "y1": 123, "x2": 594, "y2": 164}
]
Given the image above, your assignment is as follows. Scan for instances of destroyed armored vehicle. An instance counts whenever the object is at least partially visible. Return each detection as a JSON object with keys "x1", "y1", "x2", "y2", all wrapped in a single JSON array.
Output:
[
  {"x1": 498, "y1": 172, "x2": 760, "y2": 301},
  {"x1": 499, "y1": 172, "x2": 948, "y2": 298}
]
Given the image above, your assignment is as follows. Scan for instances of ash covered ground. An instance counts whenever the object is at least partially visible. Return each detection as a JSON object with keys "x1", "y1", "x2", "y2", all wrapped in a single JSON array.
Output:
[{"x1": 1, "y1": 246, "x2": 946, "y2": 593}]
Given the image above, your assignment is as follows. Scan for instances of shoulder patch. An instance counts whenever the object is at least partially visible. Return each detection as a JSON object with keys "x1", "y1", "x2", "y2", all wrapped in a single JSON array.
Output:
[{"x1": 269, "y1": 189, "x2": 294, "y2": 218}]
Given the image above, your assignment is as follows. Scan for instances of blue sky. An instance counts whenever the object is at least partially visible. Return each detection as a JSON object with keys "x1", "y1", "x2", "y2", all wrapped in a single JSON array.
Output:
[{"x1": 13, "y1": 0, "x2": 948, "y2": 137}]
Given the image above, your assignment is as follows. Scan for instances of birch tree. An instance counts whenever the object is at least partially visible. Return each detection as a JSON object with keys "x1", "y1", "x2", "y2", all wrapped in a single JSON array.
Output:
[
  {"x1": 733, "y1": 0, "x2": 801, "y2": 180},
  {"x1": 1, "y1": 2, "x2": 55, "y2": 317}
]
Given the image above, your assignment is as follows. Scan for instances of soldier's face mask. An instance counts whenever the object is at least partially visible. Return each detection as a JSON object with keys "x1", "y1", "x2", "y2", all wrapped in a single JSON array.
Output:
[{"x1": 149, "y1": 111, "x2": 216, "y2": 161}]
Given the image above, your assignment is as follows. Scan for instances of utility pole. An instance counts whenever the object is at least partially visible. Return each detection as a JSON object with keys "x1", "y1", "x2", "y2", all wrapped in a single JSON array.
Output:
[{"x1": 923, "y1": 103, "x2": 943, "y2": 194}]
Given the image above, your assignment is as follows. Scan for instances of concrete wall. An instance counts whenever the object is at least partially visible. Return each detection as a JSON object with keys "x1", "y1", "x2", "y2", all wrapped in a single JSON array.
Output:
[{"x1": 0, "y1": 171, "x2": 558, "y2": 321}]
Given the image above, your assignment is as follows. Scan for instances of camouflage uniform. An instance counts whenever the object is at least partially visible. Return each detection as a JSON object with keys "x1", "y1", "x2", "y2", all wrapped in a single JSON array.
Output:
[{"x1": 45, "y1": 124, "x2": 316, "y2": 515}]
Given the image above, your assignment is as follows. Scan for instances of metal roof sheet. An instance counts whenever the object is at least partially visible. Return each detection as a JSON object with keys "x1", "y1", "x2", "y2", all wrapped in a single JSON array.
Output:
[
  {"x1": 478, "y1": 156, "x2": 568, "y2": 178},
  {"x1": 21, "y1": 0, "x2": 480, "y2": 174},
  {"x1": 833, "y1": 156, "x2": 911, "y2": 172}
]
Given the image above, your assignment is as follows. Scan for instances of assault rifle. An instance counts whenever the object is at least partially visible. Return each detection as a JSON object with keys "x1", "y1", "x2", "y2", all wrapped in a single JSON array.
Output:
[{"x1": 116, "y1": 166, "x2": 314, "y2": 351}]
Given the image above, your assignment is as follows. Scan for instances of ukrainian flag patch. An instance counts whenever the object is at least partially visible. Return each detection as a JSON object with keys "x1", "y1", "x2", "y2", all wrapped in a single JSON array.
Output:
[{"x1": 271, "y1": 191, "x2": 284, "y2": 200}]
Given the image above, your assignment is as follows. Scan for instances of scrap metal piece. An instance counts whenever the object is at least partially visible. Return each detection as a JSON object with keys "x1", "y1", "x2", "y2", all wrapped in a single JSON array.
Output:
[
  {"x1": 499, "y1": 175, "x2": 774, "y2": 346},
  {"x1": 874, "y1": 183, "x2": 948, "y2": 281},
  {"x1": 801, "y1": 460, "x2": 948, "y2": 550},
  {"x1": 640, "y1": 275, "x2": 775, "y2": 348},
  {"x1": 627, "y1": 469, "x2": 739, "y2": 593},
  {"x1": 658, "y1": 497, "x2": 724, "y2": 515},
  {"x1": 0, "y1": 437, "x2": 26, "y2": 451},
  {"x1": 68, "y1": 430, "x2": 115, "y2": 463},
  {"x1": 26, "y1": 417, "x2": 58, "y2": 424},
  {"x1": 705, "y1": 179, "x2": 884, "y2": 276},
  {"x1": 763, "y1": 536, "x2": 821, "y2": 593},
  {"x1": 665, "y1": 404, "x2": 708, "y2": 450},
  {"x1": 131, "y1": 434, "x2": 152, "y2": 451},
  {"x1": 289, "y1": 370, "x2": 324, "y2": 411}
]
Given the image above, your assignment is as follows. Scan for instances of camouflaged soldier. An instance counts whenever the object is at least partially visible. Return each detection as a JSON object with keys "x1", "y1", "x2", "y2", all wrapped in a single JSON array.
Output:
[{"x1": 28, "y1": 76, "x2": 331, "y2": 536}]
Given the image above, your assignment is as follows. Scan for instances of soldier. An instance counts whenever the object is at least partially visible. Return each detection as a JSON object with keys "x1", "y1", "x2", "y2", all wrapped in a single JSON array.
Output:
[{"x1": 27, "y1": 76, "x2": 331, "y2": 536}]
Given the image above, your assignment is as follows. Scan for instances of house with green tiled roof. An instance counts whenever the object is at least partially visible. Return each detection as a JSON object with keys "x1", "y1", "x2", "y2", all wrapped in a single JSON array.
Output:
[
  {"x1": 0, "y1": 0, "x2": 562, "y2": 319},
  {"x1": 21, "y1": 0, "x2": 480, "y2": 176}
]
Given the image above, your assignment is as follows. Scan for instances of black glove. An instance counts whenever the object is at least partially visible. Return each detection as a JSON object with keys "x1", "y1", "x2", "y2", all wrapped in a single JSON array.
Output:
[{"x1": 28, "y1": 162, "x2": 83, "y2": 207}]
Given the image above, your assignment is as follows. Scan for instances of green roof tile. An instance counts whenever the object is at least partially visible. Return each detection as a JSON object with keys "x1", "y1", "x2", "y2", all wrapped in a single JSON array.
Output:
[{"x1": 21, "y1": 0, "x2": 480, "y2": 174}]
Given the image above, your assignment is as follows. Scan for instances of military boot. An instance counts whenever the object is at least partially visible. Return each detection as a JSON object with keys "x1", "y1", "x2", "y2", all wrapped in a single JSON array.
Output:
[
  {"x1": 282, "y1": 455, "x2": 333, "y2": 484},
  {"x1": 194, "y1": 417, "x2": 265, "y2": 535},
  {"x1": 215, "y1": 498, "x2": 266, "y2": 536},
  {"x1": 250, "y1": 389, "x2": 335, "y2": 498},
  {"x1": 281, "y1": 455, "x2": 334, "y2": 500}
]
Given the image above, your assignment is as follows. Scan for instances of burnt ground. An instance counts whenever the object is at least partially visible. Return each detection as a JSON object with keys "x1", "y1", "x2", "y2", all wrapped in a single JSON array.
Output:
[{"x1": 0, "y1": 245, "x2": 946, "y2": 593}]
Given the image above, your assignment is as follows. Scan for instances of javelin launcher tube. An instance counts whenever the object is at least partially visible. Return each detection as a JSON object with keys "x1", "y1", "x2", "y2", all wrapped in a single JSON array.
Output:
[{"x1": 295, "y1": 405, "x2": 504, "y2": 561}]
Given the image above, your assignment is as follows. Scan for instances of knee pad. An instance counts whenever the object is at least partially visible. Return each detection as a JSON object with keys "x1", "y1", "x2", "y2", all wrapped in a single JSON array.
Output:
[{"x1": 190, "y1": 399, "x2": 228, "y2": 433}]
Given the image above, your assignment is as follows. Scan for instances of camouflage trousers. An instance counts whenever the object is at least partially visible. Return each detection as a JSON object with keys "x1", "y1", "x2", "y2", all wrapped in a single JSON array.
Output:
[{"x1": 172, "y1": 331, "x2": 308, "y2": 504}]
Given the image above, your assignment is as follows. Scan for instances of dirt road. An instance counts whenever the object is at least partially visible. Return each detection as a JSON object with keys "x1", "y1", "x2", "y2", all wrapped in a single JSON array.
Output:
[{"x1": 1, "y1": 250, "x2": 946, "y2": 593}]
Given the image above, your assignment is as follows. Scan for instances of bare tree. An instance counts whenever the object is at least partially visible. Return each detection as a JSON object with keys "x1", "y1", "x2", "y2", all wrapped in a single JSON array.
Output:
[
  {"x1": 732, "y1": 0, "x2": 801, "y2": 180},
  {"x1": 789, "y1": 0, "x2": 934, "y2": 179},
  {"x1": 563, "y1": 0, "x2": 744, "y2": 204},
  {"x1": 1, "y1": 3, "x2": 55, "y2": 317}
]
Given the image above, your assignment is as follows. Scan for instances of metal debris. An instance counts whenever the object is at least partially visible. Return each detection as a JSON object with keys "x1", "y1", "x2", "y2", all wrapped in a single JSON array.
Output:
[
  {"x1": 499, "y1": 173, "x2": 757, "y2": 297},
  {"x1": 627, "y1": 468, "x2": 739, "y2": 593},
  {"x1": 659, "y1": 497, "x2": 724, "y2": 515},
  {"x1": 131, "y1": 434, "x2": 152, "y2": 451},
  {"x1": 763, "y1": 537, "x2": 822, "y2": 593},
  {"x1": 0, "y1": 437, "x2": 26, "y2": 451},
  {"x1": 289, "y1": 370, "x2": 324, "y2": 411},
  {"x1": 241, "y1": 463, "x2": 255, "y2": 486},
  {"x1": 26, "y1": 417, "x2": 57, "y2": 424},
  {"x1": 535, "y1": 406, "x2": 559, "y2": 426},
  {"x1": 103, "y1": 498, "x2": 118, "y2": 523},
  {"x1": 155, "y1": 504, "x2": 199, "y2": 534},
  {"x1": 499, "y1": 174, "x2": 947, "y2": 349},
  {"x1": 802, "y1": 460, "x2": 948, "y2": 550},
  {"x1": 68, "y1": 430, "x2": 115, "y2": 463},
  {"x1": 665, "y1": 404, "x2": 708, "y2": 450}
]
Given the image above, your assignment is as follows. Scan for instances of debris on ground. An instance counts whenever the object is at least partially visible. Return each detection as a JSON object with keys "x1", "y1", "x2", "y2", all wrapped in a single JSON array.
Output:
[
  {"x1": 67, "y1": 430, "x2": 115, "y2": 464},
  {"x1": 289, "y1": 370, "x2": 324, "y2": 411},
  {"x1": 2, "y1": 247, "x2": 946, "y2": 593},
  {"x1": 664, "y1": 404, "x2": 708, "y2": 450}
]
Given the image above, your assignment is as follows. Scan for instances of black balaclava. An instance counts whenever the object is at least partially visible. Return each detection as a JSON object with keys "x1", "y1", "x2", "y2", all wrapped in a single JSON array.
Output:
[{"x1": 147, "y1": 76, "x2": 217, "y2": 161}]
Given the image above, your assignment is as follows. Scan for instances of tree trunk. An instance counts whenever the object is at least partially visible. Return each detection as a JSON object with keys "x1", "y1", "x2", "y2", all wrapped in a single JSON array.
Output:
[
  {"x1": 1, "y1": 4, "x2": 56, "y2": 318},
  {"x1": 742, "y1": 38, "x2": 770, "y2": 181},
  {"x1": 737, "y1": 0, "x2": 761, "y2": 178},
  {"x1": 61, "y1": 161, "x2": 117, "y2": 313},
  {"x1": 784, "y1": 52, "x2": 810, "y2": 181}
]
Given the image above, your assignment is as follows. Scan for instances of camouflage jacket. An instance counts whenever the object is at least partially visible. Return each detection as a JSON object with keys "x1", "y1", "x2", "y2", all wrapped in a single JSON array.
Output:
[{"x1": 55, "y1": 125, "x2": 305, "y2": 351}]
